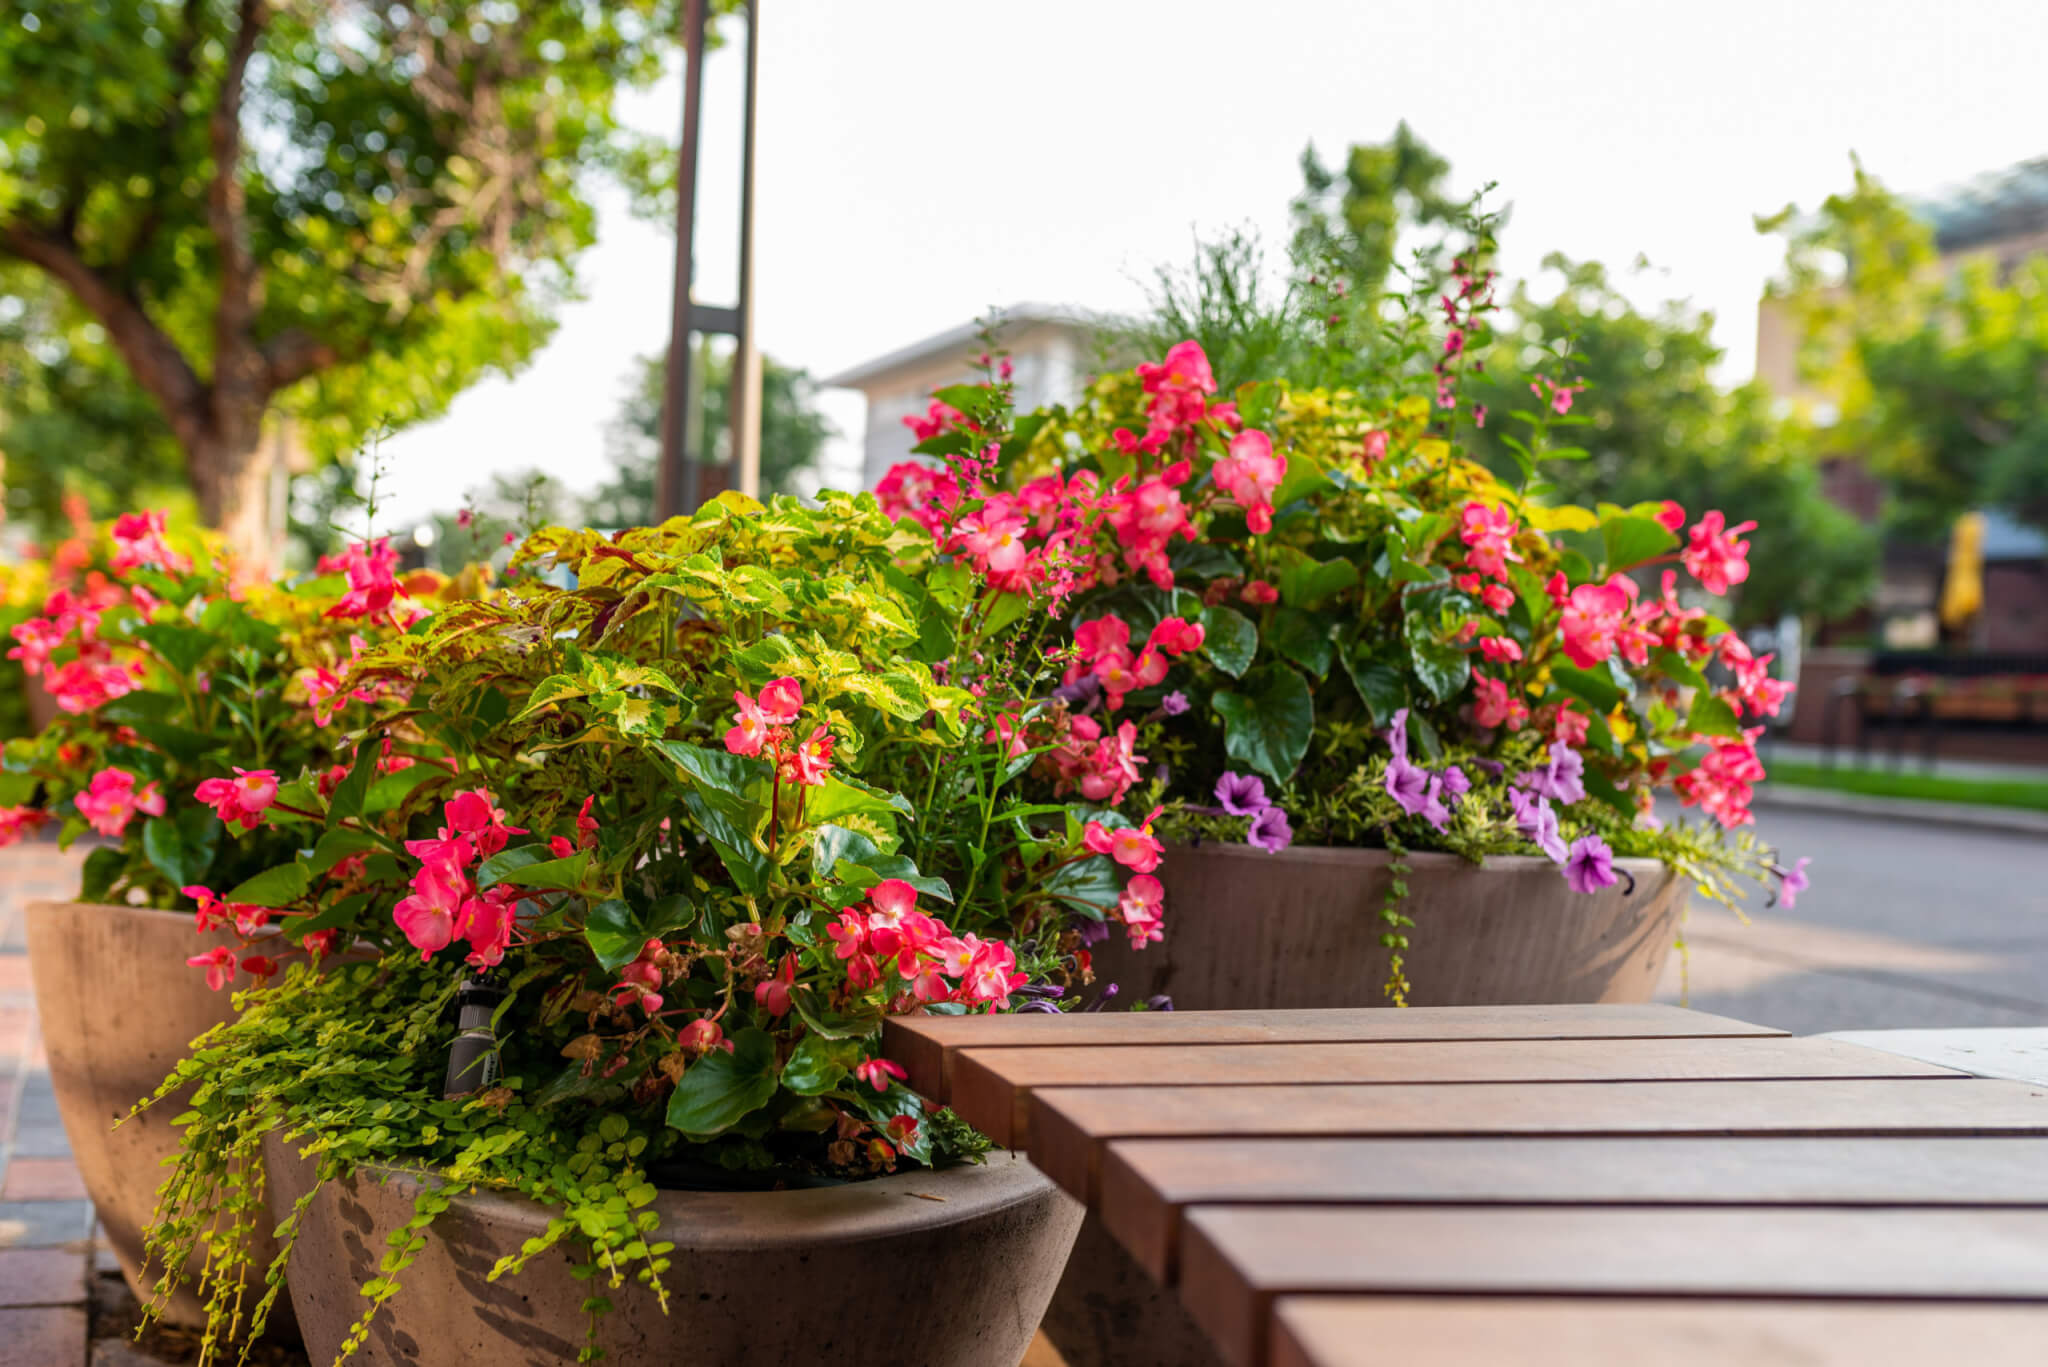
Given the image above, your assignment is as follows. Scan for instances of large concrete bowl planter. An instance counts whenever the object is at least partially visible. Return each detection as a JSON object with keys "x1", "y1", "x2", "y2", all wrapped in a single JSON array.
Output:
[
  {"x1": 263, "y1": 1131, "x2": 1084, "y2": 1367},
  {"x1": 1088, "y1": 842, "x2": 1685, "y2": 1012},
  {"x1": 24, "y1": 900, "x2": 296, "y2": 1335},
  {"x1": 1046, "y1": 842, "x2": 1687, "y2": 1367}
]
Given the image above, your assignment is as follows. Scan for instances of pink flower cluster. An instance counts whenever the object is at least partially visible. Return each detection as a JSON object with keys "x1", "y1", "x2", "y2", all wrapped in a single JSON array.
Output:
[
  {"x1": 1454, "y1": 502, "x2": 1520, "y2": 614},
  {"x1": 823, "y1": 877, "x2": 1026, "y2": 1010},
  {"x1": 1083, "y1": 812, "x2": 1169, "y2": 948},
  {"x1": 74, "y1": 767, "x2": 165, "y2": 837},
  {"x1": 1213, "y1": 431, "x2": 1287, "y2": 534},
  {"x1": 393, "y1": 789, "x2": 530, "y2": 967},
  {"x1": 320, "y1": 538, "x2": 402, "y2": 620},
  {"x1": 1065, "y1": 612, "x2": 1206, "y2": 711},
  {"x1": 1671, "y1": 729, "x2": 1768, "y2": 828},
  {"x1": 1128, "y1": 340, "x2": 1238, "y2": 454},
  {"x1": 724, "y1": 677, "x2": 836, "y2": 788},
  {"x1": 195, "y1": 768, "x2": 278, "y2": 833},
  {"x1": 110, "y1": 511, "x2": 190, "y2": 574},
  {"x1": 1048, "y1": 714, "x2": 1144, "y2": 804},
  {"x1": 9, "y1": 580, "x2": 144, "y2": 715}
]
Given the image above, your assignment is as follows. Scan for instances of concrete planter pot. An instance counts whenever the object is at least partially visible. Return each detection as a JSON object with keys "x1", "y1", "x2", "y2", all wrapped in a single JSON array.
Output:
[
  {"x1": 263, "y1": 1131, "x2": 1084, "y2": 1367},
  {"x1": 1046, "y1": 842, "x2": 1688, "y2": 1367},
  {"x1": 24, "y1": 900, "x2": 295, "y2": 1335},
  {"x1": 1087, "y1": 841, "x2": 1686, "y2": 1011}
]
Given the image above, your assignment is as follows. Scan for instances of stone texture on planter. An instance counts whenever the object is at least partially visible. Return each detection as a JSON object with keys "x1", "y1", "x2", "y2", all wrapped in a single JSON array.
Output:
[
  {"x1": 1088, "y1": 842, "x2": 1686, "y2": 1011},
  {"x1": 264, "y1": 1131, "x2": 1084, "y2": 1367},
  {"x1": 24, "y1": 901, "x2": 294, "y2": 1335}
]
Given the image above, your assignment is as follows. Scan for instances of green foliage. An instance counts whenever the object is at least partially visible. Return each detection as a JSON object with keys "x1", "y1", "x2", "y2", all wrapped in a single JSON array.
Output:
[{"x1": 1765, "y1": 160, "x2": 2048, "y2": 542}]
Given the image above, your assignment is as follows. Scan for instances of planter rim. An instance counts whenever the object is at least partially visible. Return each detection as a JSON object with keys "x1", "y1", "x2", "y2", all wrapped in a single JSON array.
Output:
[
  {"x1": 282, "y1": 1140, "x2": 1056, "y2": 1250},
  {"x1": 1168, "y1": 841, "x2": 1670, "y2": 875},
  {"x1": 28, "y1": 898, "x2": 189, "y2": 920}
]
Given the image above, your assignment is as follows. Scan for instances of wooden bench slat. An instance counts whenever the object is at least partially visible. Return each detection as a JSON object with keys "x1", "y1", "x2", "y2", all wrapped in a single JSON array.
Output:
[
  {"x1": 1028, "y1": 1078, "x2": 2048, "y2": 1201},
  {"x1": 1271, "y1": 1298, "x2": 2048, "y2": 1367},
  {"x1": 1186, "y1": 1207, "x2": 2048, "y2": 1366},
  {"x1": 882, "y1": 1003, "x2": 1787, "y2": 1101},
  {"x1": 953, "y1": 1037, "x2": 1958, "y2": 1146},
  {"x1": 1101, "y1": 1136, "x2": 2048, "y2": 1283}
]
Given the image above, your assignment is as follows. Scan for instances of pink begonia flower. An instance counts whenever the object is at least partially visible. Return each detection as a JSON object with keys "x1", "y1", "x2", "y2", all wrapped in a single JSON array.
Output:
[
  {"x1": 322, "y1": 538, "x2": 402, "y2": 620},
  {"x1": 1478, "y1": 636, "x2": 1523, "y2": 665},
  {"x1": 1673, "y1": 728, "x2": 1767, "y2": 828},
  {"x1": 754, "y1": 954, "x2": 797, "y2": 1017},
  {"x1": 902, "y1": 398, "x2": 965, "y2": 442},
  {"x1": 886, "y1": 1113, "x2": 920, "y2": 1150},
  {"x1": 1471, "y1": 675, "x2": 1528, "y2": 732},
  {"x1": 1077, "y1": 721, "x2": 1143, "y2": 804},
  {"x1": 75, "y1": 767, "x2": 166, "y2": 838},
  {"x1": 187, "y1": 945, "x2": 239, "y2": 992},
  {"x1": 239, "y1": 953, "x2": 279, "y2": 981},
  {"x1": 1458, "y1": 502, "x2": 1521, "y2": 579},
  {"x1": 1212, "y1": 430, "x2": 1287, "y2": 534},
  {"x1": 724, "y1": 689, "x2": 771, "y2": 756},
  {"x1": 1655, "y1": 500, "x2": 1687, "y2": 533},
  {"x1": 1242, "y1": 579, "x2": 1279, "y2": 606},
  {"x1": 111, "y1": 510, "x2": 190, "y2": 573},
  {"x1": 959, "y1": 939, "x2": 1026, "y2": 1009},
  {"x1": 0, "y1": 805, "x2": 51, "y2": 848},
  {"x1": 455, "y1": 886, "x2": 518, "y2": 968},
  {"x1": 1083, "y1": 816, "x2": 1164, "y2": 874},
  {"x1": 756, "y1": 676, "x2": 804, "y2": 724},
  {"x1": 194, "y1": 768, "x2": 277, "y2": 833},
  {"x1": 1544, "y1": 702, "x2": 1591, "y2": 747},
  {"x1": 1682, "y1": 511, "x2": 1756, "y2": 597},
  {"x1": 854, "y1": 1058, "x2": 908, "y2": 1092},
  {"x1": 1148, "y1": 616, "x2": 1206, "y2": 656},
  {"x1": 680, "y1": 1018, "x2": 729, "y2": 1054},
  {"x1": 1118, "y1": 874, "x2": 1165, "y2": 949},
  {"x1": 44, "y1": 657, "x2": 143, "y2": 714},
  {"x1": 777, "y1": 724, "x2": 835, "y2": 788},
  {"x1": 868, "y1": 879, "x2": 918, "y2": 923},
  {"x1": 1558, "y1": 581, "x2": 1632, "y2": 669},
  {"x1": 393, "y1": 859, "x2": 467, "y2": 960},
  {"x1": 1072, "y1": 614, "x2": 1132, "y2": 671},
  {"x1": 443, "y1": 788, "x2": 527, "y2": 858},
  {"x1": 874, "y1": 461, "x2": 963, "y2": 542}
]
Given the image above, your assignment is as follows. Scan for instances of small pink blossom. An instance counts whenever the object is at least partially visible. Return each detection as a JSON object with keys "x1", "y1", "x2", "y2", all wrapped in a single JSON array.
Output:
[{"x1": 75, "y1": 767, "x2": 166, "y2": 838}]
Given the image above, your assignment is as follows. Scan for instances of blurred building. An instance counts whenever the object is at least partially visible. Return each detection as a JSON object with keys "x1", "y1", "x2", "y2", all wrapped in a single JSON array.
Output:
[
  {"x1": 1757, "y1": 156, "x2": 2048, "y2": 655},
  {"x1": 823, "y1": 306, "x2": 1096, "y2": 489}
]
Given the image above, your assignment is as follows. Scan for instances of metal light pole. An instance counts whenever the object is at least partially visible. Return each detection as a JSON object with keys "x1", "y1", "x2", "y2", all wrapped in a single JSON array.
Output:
[{"x1": 657, "y1": 0, "x2": 762, "y2": 519}]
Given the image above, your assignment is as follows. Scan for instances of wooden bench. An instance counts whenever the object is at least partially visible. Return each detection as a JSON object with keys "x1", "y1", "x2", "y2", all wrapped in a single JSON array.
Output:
[{"x1": 884, "y1": 1004, "x2": 2048, "y2": 1367}]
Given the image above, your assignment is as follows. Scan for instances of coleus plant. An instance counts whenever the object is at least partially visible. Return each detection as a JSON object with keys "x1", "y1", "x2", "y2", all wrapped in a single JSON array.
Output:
[
  {"x1": 0, "y1": 511, "x2": 454, "y2": 987},
  {"x1": 137, "y1": 485, "x2": 1169, "y2": 1356},
  {"x1": 880, "y1": 287, "x2": 1808, "y2": 1000}
]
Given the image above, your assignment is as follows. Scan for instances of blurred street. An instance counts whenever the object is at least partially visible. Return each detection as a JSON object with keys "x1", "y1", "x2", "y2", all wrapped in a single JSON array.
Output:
[{"x1": 1656, "y1": 806, "x2": 2048, "y2": 1034}]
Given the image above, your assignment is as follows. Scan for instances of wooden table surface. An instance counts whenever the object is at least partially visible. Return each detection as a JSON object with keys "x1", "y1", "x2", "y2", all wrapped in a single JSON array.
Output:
[{"x1": 882, "y1": 1004, "x2": 2048, "y2": 1367}]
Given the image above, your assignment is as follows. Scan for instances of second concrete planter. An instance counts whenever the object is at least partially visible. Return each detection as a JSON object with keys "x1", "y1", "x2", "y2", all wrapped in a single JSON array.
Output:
[
  {"x1": 1087, "y1": 841, "x2": 1686, "y2": 1011},
  {"x1": 264, "y1": 1132, "x2": 1084, "y2": 1366}
]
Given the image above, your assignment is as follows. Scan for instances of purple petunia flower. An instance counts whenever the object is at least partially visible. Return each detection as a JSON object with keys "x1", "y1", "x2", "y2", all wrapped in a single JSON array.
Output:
[
  {"x1": 1215, "y1": 770, "x2": 1270, "y2": 816},
  {"x1": 1384, "y1": 753, "x2": 1431, "y2": 816},
  {"x1": 1418, "y1": 775, "x2": 1452, "y2": 832},
  {"x1": 1161, "y1": 690, "x2": 1190, "y2": 717},
  {"x1": 1386, "y1": 707, "x2": 1411, "y2": 761},
  {"x1": 1563, "y1": 833, "x2": 1617, "y2": 894},
  {"x1": 1247, "y1": 804, "x2": 1294, "y2": 852},
  {"x1": 1511, "y1": 790, "x2": 1568, "y2": 863},
  {"x1": 1439, "y1": 765, "x2": 1471, "y2": 805},
  {"x1": 1777, "y1": 856, "x2": 1811, "y2": 910},
  {"x1": 1517, "y1": 739, "x2": 1586, "y2": 805}
]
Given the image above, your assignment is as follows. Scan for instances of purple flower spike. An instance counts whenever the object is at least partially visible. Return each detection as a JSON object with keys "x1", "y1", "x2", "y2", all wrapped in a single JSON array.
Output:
[
  {"x1": 1248, "y1": 804, "x2": 1294, "y2": 852},
  {"x1": 1215, "y1": 770, "x2": 1270, "y2": 816},
  {"x1": 1563, "y1": 833, "x2": 1617, "y2": 893}
]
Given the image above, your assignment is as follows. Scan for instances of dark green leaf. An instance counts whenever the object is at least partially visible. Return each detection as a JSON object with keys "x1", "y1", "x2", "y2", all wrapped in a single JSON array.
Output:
[
  {"x1": 1551, "y1": 663, "x2": 1627, "y2": 714},
  {"x1": 1043, "y1": 854, "x2": 1122, "y2": 921},
  {"x1": 1268, "y1": 607, "x2": 1334, "y2": 678},
  {"x1": 1170, "y1": 543, "x2": 1244, "y2": 580},
  {"x1": 1200, "y1": 605, "x2": 1257, "y2": 678},
  {"x1": 1687, "y1": 691, "x2": 1744, "y2": 738},
  {"x1": 584, "y1": 895, "x2": 696, "y2": 972},
  {"x1": 325, "y1": 742, "x2": 382, "y2": 825},
  {"x1": 1403, "y1": 614, "x2": 1470, "y2": 704},
  {"x1": 307, "y1": 827, "x2": 381, "y2": 877},
  {"x1": 132, "y1": 623, "x2": 214, "y2": 674},
  {"x1": 1212, "y1": 664, "x2": 1314, "y2": 785},
  {"x1": 1340, "y1": 639, "x2": 1410, "y2": 727},
  {"x1": 478, "y1": 847, "x2": 590, "y2": 891},
  {"x1": 1277, "y1": 551, "x2": 1360, "y2": 610},
  {"x1": 143, "y1": 808, "x2": 219, "y2": 890},
  {"x1": 80, "y1": 846, "x2": 125, "y2": 902},
  {"x1": 665, "y1": 1028, "x2": 779, "y2": 1137},
  {"x1": 781, "y1": 1033, "x2": 863, "y2": 1096},
  {"x1": 363, "y1": 764, "x2": 442, "y2": 816}
]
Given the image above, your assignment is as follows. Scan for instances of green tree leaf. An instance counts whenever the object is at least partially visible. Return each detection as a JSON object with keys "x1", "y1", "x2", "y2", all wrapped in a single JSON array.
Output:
[{"x1": 1212, "y1": 664, "x2": 1314, "y2": 785}]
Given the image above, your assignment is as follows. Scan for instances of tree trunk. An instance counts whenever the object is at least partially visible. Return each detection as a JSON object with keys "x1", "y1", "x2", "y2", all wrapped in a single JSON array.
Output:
[{"x1": 187, "y1": 424, "x2": 275, "y2": 573}]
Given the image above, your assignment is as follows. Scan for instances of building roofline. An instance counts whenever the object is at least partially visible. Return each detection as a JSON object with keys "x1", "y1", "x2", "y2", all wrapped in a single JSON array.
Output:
[{"x1": 821, "y1": 304, "x2": 1096, "y2": 389}]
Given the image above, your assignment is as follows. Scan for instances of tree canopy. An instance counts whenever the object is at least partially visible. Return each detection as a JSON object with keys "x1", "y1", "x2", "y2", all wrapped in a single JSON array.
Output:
[
  {"x1": 1763, "y1": 162, "x2": 2048, "y2": 542},
  {"x1": 0, "y1": 0, "x2": 690, "y2": 560}
]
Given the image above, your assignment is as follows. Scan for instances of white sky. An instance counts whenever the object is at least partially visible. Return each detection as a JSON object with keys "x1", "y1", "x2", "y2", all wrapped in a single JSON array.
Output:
[{"x1": 373, "y1": 0, "x2": 2048, "y2": 527}]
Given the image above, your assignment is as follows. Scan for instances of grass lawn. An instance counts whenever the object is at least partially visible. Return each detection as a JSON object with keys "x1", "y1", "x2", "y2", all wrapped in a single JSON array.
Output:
[{"x1": 1762, "y1": 760, "x2": 2048, "y2": 813}]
